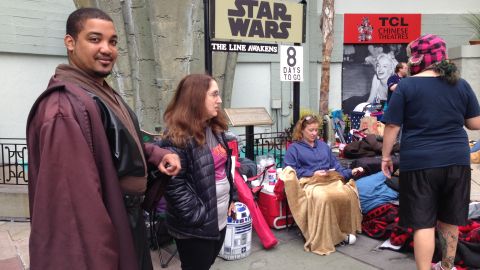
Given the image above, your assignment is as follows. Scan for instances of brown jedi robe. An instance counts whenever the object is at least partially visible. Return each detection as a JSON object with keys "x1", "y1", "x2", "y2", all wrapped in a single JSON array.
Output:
[{"x1": 27, "y1": 70, "x2": 168, "y2": 270}]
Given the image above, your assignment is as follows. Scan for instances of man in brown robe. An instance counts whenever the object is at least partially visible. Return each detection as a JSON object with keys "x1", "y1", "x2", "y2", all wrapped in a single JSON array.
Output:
[{"x1": 26, "y1": 8, "x2": 180, "y2": 270}]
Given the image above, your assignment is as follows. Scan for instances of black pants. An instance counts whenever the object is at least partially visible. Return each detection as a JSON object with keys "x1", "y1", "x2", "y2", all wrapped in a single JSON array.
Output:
[
  {"x1": 175, "y1": 228, "x2": 227, "y2": 270},
  {"x1": 124, "y1": 194, "x2": 153, "y2": 270}
]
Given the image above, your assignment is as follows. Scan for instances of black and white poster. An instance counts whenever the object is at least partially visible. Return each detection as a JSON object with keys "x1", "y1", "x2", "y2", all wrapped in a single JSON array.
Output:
[{"x1": 341, "y1": 44, "x2": 408, "y2": 114}]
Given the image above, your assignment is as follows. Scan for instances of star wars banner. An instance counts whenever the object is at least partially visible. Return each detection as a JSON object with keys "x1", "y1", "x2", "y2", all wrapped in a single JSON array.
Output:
[{"x1": 211, "y1": 0, "x2": 305, "y2": 43}]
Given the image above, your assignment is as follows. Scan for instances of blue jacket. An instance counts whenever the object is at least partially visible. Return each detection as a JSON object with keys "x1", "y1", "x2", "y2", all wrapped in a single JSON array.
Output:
[{"x1": 284, "y1": 139, "x2": 352, "y2": 179}]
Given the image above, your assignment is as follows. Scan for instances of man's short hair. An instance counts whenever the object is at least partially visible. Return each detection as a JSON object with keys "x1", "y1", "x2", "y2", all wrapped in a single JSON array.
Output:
[
  {"x1": 66, "y1": 8, "x2": 113, "y2": 39},
  {"x1": 395, "y1": 62, "x2": 406, "y2": 73}
]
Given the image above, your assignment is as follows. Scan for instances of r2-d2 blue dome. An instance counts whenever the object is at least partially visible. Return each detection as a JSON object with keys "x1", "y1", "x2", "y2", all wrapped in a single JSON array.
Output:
[{"x1": 218, "y1": 202, "x2": 252, "y2": 260}]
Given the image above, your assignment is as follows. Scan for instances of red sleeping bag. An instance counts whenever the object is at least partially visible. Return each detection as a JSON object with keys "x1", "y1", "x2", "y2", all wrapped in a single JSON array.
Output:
[
  {"x1": 227, "y1": 140, "x2": 277, "y2": 249},
  {"x1": 234, "y1": 168, "x2": 278, "y2": 249}
]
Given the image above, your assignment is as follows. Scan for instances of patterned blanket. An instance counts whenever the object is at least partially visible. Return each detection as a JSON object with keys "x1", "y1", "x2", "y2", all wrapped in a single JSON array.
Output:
[{"x1": 362, "y1": 203, "x2": 480, "y2": 269}]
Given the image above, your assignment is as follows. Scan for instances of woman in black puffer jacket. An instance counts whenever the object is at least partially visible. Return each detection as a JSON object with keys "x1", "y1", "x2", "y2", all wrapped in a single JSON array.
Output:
[{"x1": 161, "y1": 74, "x2": 237, "y2": 270}]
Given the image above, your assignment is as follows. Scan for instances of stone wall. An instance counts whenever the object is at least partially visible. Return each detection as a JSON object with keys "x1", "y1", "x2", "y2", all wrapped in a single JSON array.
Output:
[
  {"x1": 75, "y1": 0, "x2": 237, "y2": 132},
  {"x1": 449, "y1": 45, "x2": 480, "y2": 140}
]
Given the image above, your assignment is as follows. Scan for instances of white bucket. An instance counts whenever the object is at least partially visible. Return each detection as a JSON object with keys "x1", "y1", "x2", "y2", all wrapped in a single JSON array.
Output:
[{"x1": 218, "y1": 202, "x2": 252, "y2": 260}]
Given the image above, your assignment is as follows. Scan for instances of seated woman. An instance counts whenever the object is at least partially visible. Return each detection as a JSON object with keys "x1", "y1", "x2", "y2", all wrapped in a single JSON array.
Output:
[{"x1": 281, "y1": 115, "x2": 363, "y2": 255}]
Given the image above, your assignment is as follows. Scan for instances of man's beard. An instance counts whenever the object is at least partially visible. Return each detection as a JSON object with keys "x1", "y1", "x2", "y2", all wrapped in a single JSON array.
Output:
[{"x1": 93, "y1": 70, "x2": 111, "y2": 78}]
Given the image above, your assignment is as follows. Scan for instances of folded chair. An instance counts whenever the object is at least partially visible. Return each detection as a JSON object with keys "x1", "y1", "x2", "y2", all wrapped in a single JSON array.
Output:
[
  {"x1": 148, "y1": 207, "x2": 177, "y2": 268},
  {"x1": 143, "y1": 168, "x2": 178, "y2": 268}
]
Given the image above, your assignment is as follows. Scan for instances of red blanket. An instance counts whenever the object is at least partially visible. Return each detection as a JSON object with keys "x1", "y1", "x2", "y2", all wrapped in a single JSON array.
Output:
[{"x1": 362, "y1": 203, "x2": 480, "y2": 269}]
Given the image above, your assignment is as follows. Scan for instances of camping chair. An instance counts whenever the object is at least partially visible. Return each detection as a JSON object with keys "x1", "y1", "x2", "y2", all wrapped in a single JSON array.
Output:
[
  {"x1": 141, "y1": 130, "x2": 179, "y2": 268},
  {"x1": 272, "y1": 177, "x2": 295, "y2": 230},
  {"x1": 143, "y1": 165, "x2": 178, "y2": 268},
  {"x1": 331, "y1": 110, "x2": 347, "y2": 144},
  {"x1": 148, "y1": 206, "x2": 177, "y2": 268}
]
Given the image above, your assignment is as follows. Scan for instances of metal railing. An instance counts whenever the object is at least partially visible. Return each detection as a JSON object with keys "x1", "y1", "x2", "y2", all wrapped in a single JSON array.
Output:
[
  {"x1": 0, "y1": 138, "x2": 28, "y2": 185},
  {"x1": 237, "y1": 131, "x2": 288, "y2": 168},
  {"x1": 0, "y1": 132, "x2": 290, "y2": 185}
]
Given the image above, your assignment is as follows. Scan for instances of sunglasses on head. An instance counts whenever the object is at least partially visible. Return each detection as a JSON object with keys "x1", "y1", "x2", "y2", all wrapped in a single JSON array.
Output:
[{"x1": 302, "y1": 115, "x2": 317, "y2": 122}]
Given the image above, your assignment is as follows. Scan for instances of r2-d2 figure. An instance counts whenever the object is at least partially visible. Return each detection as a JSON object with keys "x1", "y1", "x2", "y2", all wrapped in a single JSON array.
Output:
[{"x1": 218, "y1": 202, "x2": 252, "y2": 260}]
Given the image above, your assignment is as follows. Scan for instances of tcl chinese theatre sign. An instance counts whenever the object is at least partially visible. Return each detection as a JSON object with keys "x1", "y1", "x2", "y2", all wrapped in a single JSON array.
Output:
[{"x1": 344, "y1": 14, "x2": 421, "y2": 44}]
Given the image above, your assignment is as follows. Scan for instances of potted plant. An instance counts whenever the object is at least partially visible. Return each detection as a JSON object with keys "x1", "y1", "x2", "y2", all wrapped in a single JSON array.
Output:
[{"x1": 463, "y1": 12, "x2": 480, "y2": 45}]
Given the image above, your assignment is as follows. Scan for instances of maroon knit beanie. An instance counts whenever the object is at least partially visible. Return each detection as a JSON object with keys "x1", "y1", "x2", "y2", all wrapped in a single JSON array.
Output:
[{"x1": 407, "y1": 34, "x2": 447, "y2": 75}]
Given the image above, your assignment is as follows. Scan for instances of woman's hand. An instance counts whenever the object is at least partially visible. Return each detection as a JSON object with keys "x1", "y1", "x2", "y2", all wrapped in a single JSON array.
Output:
[
  {"x1": 352, "y1": 167, "x2": 364, "y2": 177},
  {"x1": 314, "y1": 170, "x2": 327, "y2": 176},
  {"x1": 381, "y1": 156, "x2": 393, "y2": 179}
]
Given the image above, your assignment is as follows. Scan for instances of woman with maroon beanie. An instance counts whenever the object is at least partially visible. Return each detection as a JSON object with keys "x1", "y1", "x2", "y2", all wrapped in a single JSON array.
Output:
[{"x1": 382, "y1": 34, "x2": 480, "y2": 270}]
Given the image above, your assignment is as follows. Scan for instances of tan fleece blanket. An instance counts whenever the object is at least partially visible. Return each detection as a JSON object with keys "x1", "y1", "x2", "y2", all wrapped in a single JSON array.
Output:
[{"x1": 279, "y1": 167, "x2": 362, "y2": 255}]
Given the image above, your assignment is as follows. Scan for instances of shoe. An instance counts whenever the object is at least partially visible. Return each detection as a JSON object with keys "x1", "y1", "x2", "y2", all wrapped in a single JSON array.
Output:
[
  {"x1": 344, "y1": 234, "x2": 356, "y2": 245},
  {"x1": 431, "y1": 262, "x2": 457, "y2": 270},
  {"x1": 338, "y1": 234, "x2": 357, "y2": 246}
]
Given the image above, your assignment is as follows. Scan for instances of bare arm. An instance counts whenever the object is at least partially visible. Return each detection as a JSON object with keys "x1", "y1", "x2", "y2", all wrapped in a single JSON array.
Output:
[
  {"x1": 389, "y1": 83, "x2": 398, "y2": 91},
  {"x1": 381, "y1": 124, "x2": 401, "y2": 178},
  {"x1": 465, "y1": 116, "x2": 480, "y2": 130}
]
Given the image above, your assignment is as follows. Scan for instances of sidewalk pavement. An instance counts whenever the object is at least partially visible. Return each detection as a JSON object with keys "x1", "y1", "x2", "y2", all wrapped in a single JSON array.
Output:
[
  {"x1": 210, "y1": 227, "x2": 417, "y2": 270},
  {"x1": 1, "y1": 219, "x2": 417, "y2": 270},
  {"x1": 1, "y1": 170, "x2": 478, "y2": 270},
  {"x1": 0, "y1": 221, "x2": 29, "y2": 270}
]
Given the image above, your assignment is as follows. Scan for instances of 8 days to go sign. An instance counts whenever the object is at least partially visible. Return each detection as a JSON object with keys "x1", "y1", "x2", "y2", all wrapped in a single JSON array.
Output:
[{"x1": 280, "y1": 45, "x2": 303, "y2": 82}]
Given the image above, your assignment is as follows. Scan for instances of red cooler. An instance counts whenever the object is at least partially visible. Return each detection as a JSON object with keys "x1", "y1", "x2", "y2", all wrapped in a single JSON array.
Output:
[{"x1": 257, "y1": 188, "x2": 294, "y2": 229}]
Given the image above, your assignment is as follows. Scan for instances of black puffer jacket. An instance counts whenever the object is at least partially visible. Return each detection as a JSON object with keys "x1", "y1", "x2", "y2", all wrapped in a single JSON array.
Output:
[{"x1": 158, "y1": 133, "x2": 236, "y2": 240}]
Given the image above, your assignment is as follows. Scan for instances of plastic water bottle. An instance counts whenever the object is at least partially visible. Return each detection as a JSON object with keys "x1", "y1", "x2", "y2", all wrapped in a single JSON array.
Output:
[
  {"x1": 266, "y1": 157, "x2": 276, "y2": 185},
  {"x1": 267, "y1": 167, "x2": 276, "y2": 185}
]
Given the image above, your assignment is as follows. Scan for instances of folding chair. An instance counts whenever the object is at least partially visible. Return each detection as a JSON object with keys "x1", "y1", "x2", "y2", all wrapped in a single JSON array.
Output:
[
  {"x1": 143, "y1": 167, "x2": 178, "y2": 268},
  {"x1": 148, "y1": 210, "x2": 177, "y2": 268},
  {"x1": 141, "y1": 130, "x2": 179, "y2": 268}
]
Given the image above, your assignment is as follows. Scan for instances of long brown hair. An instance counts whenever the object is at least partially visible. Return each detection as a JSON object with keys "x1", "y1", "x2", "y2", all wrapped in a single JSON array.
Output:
[
  {"x1": 164, "y1": 74, "x2": 228, "y2": 147},
  {"x1": 291, "y1": 115, "x2": 320, "y2": 141},
  {"x1": 429, "y1": 60, "x2": 459, "y2": 85}
]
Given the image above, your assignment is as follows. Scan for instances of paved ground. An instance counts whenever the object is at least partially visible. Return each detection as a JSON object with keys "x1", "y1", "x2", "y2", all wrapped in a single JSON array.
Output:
[
  {"x1": 0, "y1": 221, "x2": 29, "y2": 270},
  {"x1": 1, "y1": 219, "x2": 417, "y2": 270},
  {"x1": 1, "y1": 168, "x2": 478, "y2": 270}
]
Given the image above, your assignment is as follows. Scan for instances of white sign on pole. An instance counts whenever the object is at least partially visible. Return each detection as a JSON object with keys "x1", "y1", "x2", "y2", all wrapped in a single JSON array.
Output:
[{"x1": 280, "y1": 45, "x2": 303, "y2": 82}]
